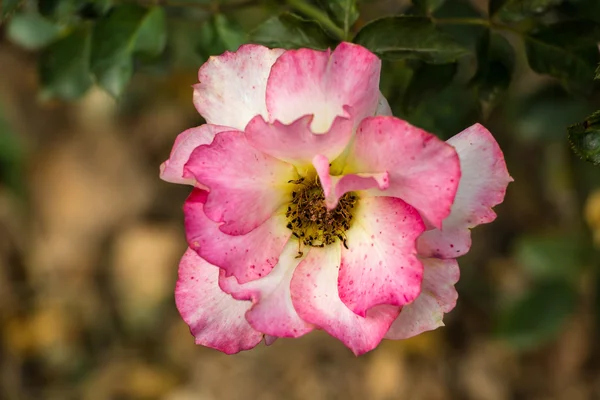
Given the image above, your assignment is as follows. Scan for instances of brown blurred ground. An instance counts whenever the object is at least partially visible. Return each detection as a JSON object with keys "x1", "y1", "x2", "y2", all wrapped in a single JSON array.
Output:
[{"x1": 1, "y1": 37, "x2": 600, "y2": 400}]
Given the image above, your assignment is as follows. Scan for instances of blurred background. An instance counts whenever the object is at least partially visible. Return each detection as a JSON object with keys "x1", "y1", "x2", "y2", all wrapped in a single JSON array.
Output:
[{"x1": 1, "y1": 0, "x2": 600, "y2": 399}]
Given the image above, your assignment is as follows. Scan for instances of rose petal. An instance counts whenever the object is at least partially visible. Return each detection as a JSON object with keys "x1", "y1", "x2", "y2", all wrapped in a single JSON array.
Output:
[
  {"x1": 339, "y1": 196, "x2": 425, "y2": 317},
  {"x1": 375, "y1": 93, "x2": 392, "y2": 116},
  {"x1": 418, "y1": 123, "x2": 513, "y2": 258},
  {"x1": 193, "y1": 44, "x2": 285, "y2": 131},
  {"x1": 313, "y1": 155, "x2": 389, "y2": 209},
  {"x1": 160, "y1": 124, "x2": 232, "y2": 186},
  {"x1": 184, "y1": 189, "x2": 290, "y2": 284},
  {"x1": 386, "y1": 258, "x2": 459, "y2": 339},
  {"x1": 245, "y1": 113, "x2": 353, "y2": 168},
  {"x1": 175, "y1": 248, "x2": 263, "y2": 354},
  {"x1": 266, "y1": 42, "x2": 381, "y2": 133},
  {"x1": 218, "y1": 241, "x2": 314, "y2": 338},
  {"x1": 185, "y1": 130, "x2": 296, "y2": 235},
  {"x1": 291, "y1": 245, "x2": 400, "y2": 355},
  {"x1": 345, "y1": 116, "x2": 461, "y2": 228}
]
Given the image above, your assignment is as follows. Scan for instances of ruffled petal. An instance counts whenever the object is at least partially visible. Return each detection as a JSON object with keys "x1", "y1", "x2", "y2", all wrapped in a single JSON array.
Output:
[
  {"x1": 345, "y1": 116, "x2": 461, "y2": 228},
  {"x1": 184, "y1": 189, "x2": 290, "y2": 284},
  {"x1": 218, "y1": 241, "x2": 314, "y2": 338},
  {"x1": 193, "y1": 44, "x2": 285, "y2": 131},
  {"x1": 175, "y1": 248, "x2": 263, "y2": 354},
  {"x1": 290, "y1": 245, "x2": 400, "y2": 355},
  {"x1": 339, "y1": 196, "x2": 425, "y2": 317},
  {"x1": 385, "y1": 258, "x2": 459, "y2": 339},
  {"x1": 266, "y1": 42, "x2": 381, "y2": 133},
  {"x1": 418, "y1": 123, "x2": 513, "y2": 258},
  {"x1": 245, "y1": 114, "x2": 353, "y2": 168},
  {"x1": 160, "y1": 124, "x2": 231, "y2": 186},
  {"x1": 184, "y1": 130, "x2": 296, "y2": 235},
  {"x1": 313, "y1": 155, "x2": 389, "y2": 209}
]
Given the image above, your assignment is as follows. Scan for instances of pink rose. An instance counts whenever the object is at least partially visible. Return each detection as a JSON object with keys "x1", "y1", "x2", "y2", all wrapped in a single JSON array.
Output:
[{"x1": 161, "y1": 42, "x2": 512, "y2": 355}]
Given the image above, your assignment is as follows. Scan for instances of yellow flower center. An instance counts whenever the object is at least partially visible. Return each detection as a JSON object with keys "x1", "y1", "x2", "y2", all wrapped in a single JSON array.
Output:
[{"x1": 285, "y1": 176, "x2": 357, "y2": 256}]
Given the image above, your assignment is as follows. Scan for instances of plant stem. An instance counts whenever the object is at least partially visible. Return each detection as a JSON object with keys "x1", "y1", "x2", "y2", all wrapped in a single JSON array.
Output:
[{"x1": 285, "y1": 0, "x2": 345, "y2": 41}]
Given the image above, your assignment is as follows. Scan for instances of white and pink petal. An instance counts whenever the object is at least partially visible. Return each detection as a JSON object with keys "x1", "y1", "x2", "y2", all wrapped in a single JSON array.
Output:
[
  {"x1": 266, "y1": 42, "x2": 381, "y2": 133},
  {"x1": 184, "y1": 130, "x2": 296, "y2": 236},
  {"x1": 345, "y1": 116, "x2": 461, "y2": 228},
  {"x1": 184, "y1": 189, "x2": 290, "y2": 284},
  {"x1": 418, "y1": 123, "x2": 512, "y2": 258},
  {"x1": 386, "y1": 258, "x2": 460, "y2": 339},
  {"x1": 193, "y1": 44, "x2": 285, "y2": 131},
  {"x1": 339, "y1": 196, "x2": 425, "y2": 317},
  {"x1": 175, "y1": 248, "x2": 263, "y2": 354},
  {"x1": 291, "y1": 245, "x2": 400, "y2": 355}
]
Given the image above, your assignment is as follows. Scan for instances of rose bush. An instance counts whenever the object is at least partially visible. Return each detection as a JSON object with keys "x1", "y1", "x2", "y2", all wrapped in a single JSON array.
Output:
[{"x1": 160, "y1": 42, "x2": 512, "y2": 355}]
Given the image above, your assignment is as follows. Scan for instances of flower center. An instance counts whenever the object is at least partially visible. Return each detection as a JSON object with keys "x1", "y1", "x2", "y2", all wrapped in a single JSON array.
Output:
[{"x1": 285, "y1": 177, "x2": 357, "y2": 255}]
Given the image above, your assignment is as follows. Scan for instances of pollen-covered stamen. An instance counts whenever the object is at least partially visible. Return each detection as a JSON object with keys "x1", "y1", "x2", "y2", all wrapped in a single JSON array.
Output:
[{"x1": 285, "y1": 176, "x2": 357, "y2": 254}]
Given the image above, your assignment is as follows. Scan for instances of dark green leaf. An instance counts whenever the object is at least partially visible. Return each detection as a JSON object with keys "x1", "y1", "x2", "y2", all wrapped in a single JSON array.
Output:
[
  {"x1": 249, "y1": 13, "x2": 335, "y2": 50},
  {"x1": 91, "y1": 4, "x2": 167, "y2": 98},
  {"x1": 7, "y1": 13, "x2": 62, "y2": 50},
  {"x1": 569, "y1": 110, "x2": 600, "y2": 166},
  {"x1": 496, "y1": 280, "x2": 577, "y2": 350},
  {"x1": 353, "y1": 16, "x2": 469, "y2": 63},
  {"x1": 524, "y1": 21, "x2": 600, "y2": 93},
  {"x1": 403, "y1": 62, "x2": 457, "y2": 112},
  {"x1": 413, "y1": 0, "x2": 447, "y2": 14},
  {"x1": 470, "y1": 30, "x2": 514, "y2": 116},
  {"x1": 595, "y1": 63, "x2": 600, "y2": 80},
  {"x1": 491, "y1": 0, "x2": 563, "y2": 21},
  {"x1": 39, "y1": 26, "x2": 93, "y2": 100},
  {"x1": 317, "y1": 0, "x2": 358, "y2": 37},
  {"x1": 213, "y1": 14, "x2": 245, "y2": 51},
  {"x1": 1, "y1": 0, "x2": 20, "y2": 19},
  {"x1": 515, "y1": 234, "x2": 588, "y2": 279}
]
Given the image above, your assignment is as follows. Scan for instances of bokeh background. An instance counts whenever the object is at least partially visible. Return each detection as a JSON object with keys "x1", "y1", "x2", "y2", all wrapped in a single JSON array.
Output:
[{"x1": 1, "y1": 0, "x2": 600, "y2": 399}]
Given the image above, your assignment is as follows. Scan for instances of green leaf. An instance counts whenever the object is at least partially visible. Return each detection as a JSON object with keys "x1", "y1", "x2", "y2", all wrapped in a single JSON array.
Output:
[
  {"x1": 1, "y1": 0, "x2": 20, "y2": 19},
  {"x1": 213, "y1": 14, "x2": 245, "y2": 51},
  {"x1": 249, "y1": 12, "x2": 336, "y2": 50},
  {"x1": 403, "y1": 62, "x2": 457, "y2": 113},
  {"x1": 524, "y1": 21, "x2": 600, "y2": 93},
  {"x1": 91, "y1": 4, "x2": 167, "y2": 98},
  {"x1": 515, "y1": 234, "x2": 588, "y2": 280},
  {"x1": 470, "y1": 30, "x2": 515, "y2": 116},
  {"x1": 595, "y1": 63, "x2": 600, "y2": 80},
  {"x1": 496, "y1": 280, "x2": 577, "y2": 350},
  {"x1": 39, "y1": 26, "x2": 93, "y2": 100},
  {"x1": 491, "y1": 0, "x2": 563, "y2": 21},
  {"x1": 413, "y1": 0, "x2": 447, "y2": 14},
  {"x1": 317, "y1": 0, "x2": 359, "y2": 37},
  {"x1": 568, "y1": 110, "x2": 600, "y2": 166},
  {"x1": 7, "y1": 13, "x2": 62, "y2": 50},
  {"x1": 353, "y1": 16, "x2": 469, "y2": 63}
]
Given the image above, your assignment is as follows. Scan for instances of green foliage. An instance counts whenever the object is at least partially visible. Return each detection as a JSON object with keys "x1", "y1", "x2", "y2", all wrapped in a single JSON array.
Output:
[
  {"x1": 249, "y1": 13, "x2": 335, "y2": 50},
  {"x1": 402, "y1": 62, "x2": 457, "y2": 113},
  {"x1": 1, "y1": 0, "x2": 20, "y2": 19},
  {"x1": 491, "y1": 0, "x2": 564, "y2": 21},
  {"x1": 496, "y1": 280, "x2": 577, "y2": 349},
  {"x1": 317, "y1": 0, "x2": 358, "y2": 38},
  {"x1": 412, "y1": 0, "x2": 447, "y2": 15},
  {"x1": 353, "y1": 16, "x2": 468, "y2": 63},
  {"x1": 7, "y1": 12, "x2": 62, "y2": 50},
  {"x1": 91, "y1": 4, "x2": 166, "y2": 98},
  {"x1": 524, "y1": 21, "x2": 600, "y2": 93},
  {"x1": 569, "y1": 110, "x2": 600, "y2": 166},
  {"x1": 39, "y1": 26, "x2": 93, "y2": 100}
]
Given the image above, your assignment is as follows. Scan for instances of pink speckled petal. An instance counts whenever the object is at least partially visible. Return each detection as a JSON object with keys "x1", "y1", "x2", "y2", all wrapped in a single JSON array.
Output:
[
  {"x1": 386, "y1": 258, "x2": 460, "y2": 339},
  {"x1": 193, "y1": 44, "x2": 285, "y2": 130},
  {"x1": 218, "y1": 242, "x2": 314, "y2": 338},
  {"x1": 345, "y1": 116, "x2": 461, "y2": 228},
  {"x1": 291, "y1": 245, "x2": 400, "y2": 355},
  {"x1": 175, "y1": 248, "x2": 263, "y2": 354},
  {"x1": 266, "y1": 42, "x2": 381, "y2": 133},
  {"x1": 184, "y1": 130, "x2": 296, "y2": 235},
  {"x1": 339, "y1": 196, "x2": 425, "y2": 317},
  {"x1": 184, "y1": 189, "x2": 290, "y2": 284},
  {"x1": 160, "y1": 124, "x2": 232, "y2": 186},
  {"x1": 245, "y1": 113, "x2": 353, "y2": 168},
  {"x1": 313, "y1": 155, "x2": 389, "y2": 209},
  {"x1": 418, "y1": 124, "x2": 512, "y2": 258}
]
